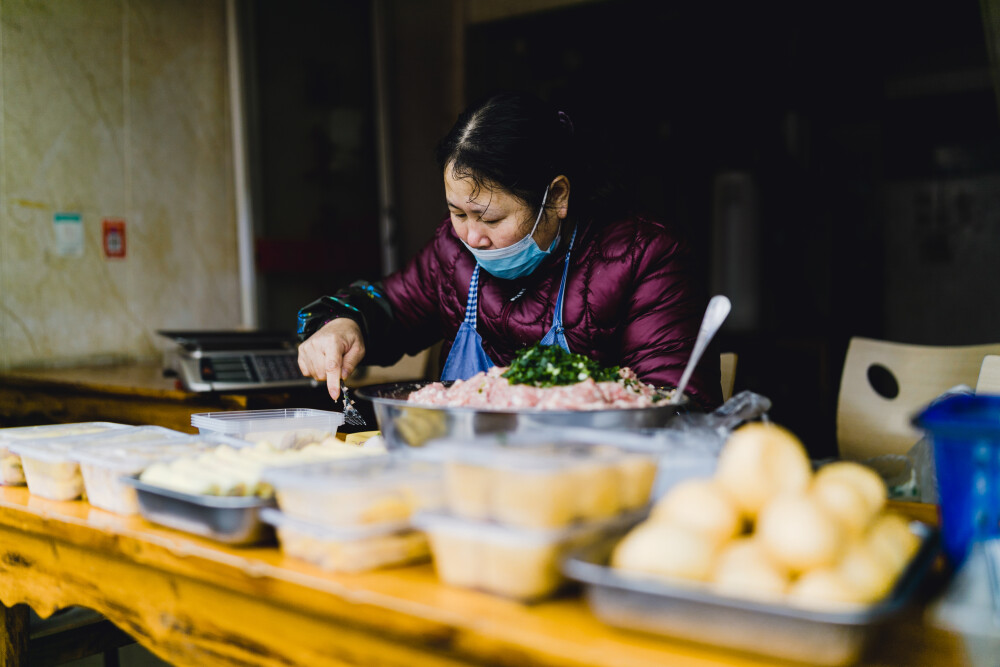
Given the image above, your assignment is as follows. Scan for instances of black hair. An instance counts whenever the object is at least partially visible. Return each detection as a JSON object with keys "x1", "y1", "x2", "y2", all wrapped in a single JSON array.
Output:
[{"x1": 435, "y1": 91, "x2": 621, "y2": 224}]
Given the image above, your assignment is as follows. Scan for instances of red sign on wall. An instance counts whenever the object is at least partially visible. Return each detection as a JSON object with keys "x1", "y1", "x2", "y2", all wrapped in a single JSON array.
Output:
[{"x1": 102, "y1": 218, "x2": 126, "y2": 258}]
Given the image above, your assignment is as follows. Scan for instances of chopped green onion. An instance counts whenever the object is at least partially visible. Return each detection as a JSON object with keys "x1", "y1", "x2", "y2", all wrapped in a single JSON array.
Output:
[{"x1": 502, "y1": 343, "x2": 620, "y2": 387}]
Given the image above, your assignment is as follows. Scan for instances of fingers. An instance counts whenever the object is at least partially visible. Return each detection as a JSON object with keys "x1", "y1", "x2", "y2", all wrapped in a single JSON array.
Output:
[
  {"x1": 296, "y1": 318, "x2": 365, "y2": 401},
  {"x1": 297, "y1": 348, "x2": 310, "y2": 377},
  {"x1": 325, "y1": 355, "x2": 342, "y2": 400},
  {"x1": 298, "y1": 342, "x2": 330, "y2": 381},
  {"x1": 341, "y1": 344, "x2": 366, "y2": 380}
]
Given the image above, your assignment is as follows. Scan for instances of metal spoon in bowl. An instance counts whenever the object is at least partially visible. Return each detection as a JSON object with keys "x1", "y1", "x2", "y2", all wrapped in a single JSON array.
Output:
[{"x1": 670, "y1": 295, "x2": 732, "y2": 405}]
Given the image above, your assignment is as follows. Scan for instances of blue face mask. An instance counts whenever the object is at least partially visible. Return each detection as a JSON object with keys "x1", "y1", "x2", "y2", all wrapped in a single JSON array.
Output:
[{"x1": 462, "y1": 188, "x2": 560, "y2": 280}]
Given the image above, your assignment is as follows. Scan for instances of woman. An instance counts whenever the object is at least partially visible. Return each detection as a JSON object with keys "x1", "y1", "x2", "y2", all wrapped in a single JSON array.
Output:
[{"x1": 297, "y1": 91, "x2": 722, "y2": 409}]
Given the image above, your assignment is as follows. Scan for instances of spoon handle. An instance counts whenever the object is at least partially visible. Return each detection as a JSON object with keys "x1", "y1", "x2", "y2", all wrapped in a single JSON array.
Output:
[{"x1": 672, "y1": 295, "x2": 732, "y2": 404}]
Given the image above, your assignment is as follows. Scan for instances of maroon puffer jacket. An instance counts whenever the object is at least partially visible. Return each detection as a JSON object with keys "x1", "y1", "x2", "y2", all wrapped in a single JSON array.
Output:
[{"x1": 382, "y1": 216, "x2": 722, "y2": 409}]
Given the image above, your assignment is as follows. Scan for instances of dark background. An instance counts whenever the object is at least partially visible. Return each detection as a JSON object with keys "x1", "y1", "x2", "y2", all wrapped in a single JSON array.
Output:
[{"x1": 243, "y1": 0, "x2": 1000, "y2": 458}]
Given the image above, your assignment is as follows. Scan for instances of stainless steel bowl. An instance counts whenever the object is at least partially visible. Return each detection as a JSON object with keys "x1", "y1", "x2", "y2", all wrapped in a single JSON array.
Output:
[{"x1": 355, "y1": 381, "x2": 688, "y2": 449}]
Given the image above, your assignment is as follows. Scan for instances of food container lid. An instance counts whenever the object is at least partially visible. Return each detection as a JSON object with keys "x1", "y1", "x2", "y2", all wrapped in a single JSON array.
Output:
[
  {"x1": 259, "y1": 507, "x2": 411, "y2": 541},
  {"x1": 412, "y1": 432, "x2": 654, "y2": 472},
  {"x1": 412, "y1": 510, "x2": 641, "y2": 546},
  {"x1": 913, "y1": 394, "x2": 1000, "y2": 439},
  {"x1": 0, "y1": 422, "x2": 130, "y2": 443},
  {"x1": 8, "y1": 426, "x2": 189, "y2": 463},
  {"x1": 72, "y1": 433, "x2": 247, "y2": 472},
  {"x1": 261, "y1": 452, "x2": 432, "y2": 491},
  {"x1": 191, "y1": 409, "x2": 345, "y2": 434}
]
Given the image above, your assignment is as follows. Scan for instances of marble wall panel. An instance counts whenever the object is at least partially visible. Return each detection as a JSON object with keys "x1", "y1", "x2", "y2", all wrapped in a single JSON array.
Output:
[
  {"x1": 0, "y1": 0, "x2": 239, "y2": 369},
  {"x1": 124, "y1": 0, "x2": 238, "y2": 350}
]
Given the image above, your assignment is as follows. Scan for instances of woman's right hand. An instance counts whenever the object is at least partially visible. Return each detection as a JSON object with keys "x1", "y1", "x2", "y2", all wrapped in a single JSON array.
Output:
[{"x1": 297, "y1": 318, "x2": 366, "y2": 400}]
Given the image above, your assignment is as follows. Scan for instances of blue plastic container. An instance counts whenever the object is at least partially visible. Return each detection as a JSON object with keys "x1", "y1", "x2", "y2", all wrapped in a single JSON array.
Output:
[{"x1": 913, "y1": 394, "x2": 1000, "y2": 568}]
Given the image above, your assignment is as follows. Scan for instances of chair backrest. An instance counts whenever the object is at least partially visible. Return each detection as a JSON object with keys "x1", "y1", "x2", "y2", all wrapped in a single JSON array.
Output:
[
  {"x1": 978, "y1": 355, "x2": 1000, "y2": 394},
  {"x1": 837, "y1": 337, "x2": 1000, "y2": 460},
  {"x1": 720, "y1": 352, "x2": 738, "y2": 402},
  {"x1": 350, "y1": 344, "x2": 438, "y2": 386}
]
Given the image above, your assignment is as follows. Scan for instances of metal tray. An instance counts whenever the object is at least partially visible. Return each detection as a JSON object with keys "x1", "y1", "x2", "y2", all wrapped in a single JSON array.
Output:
[
  {"x1": 355, "y1": 381, "x2": 688, "y2": 449},
  {"x1": 122, "y1": 475, "x2": 276, "y2": 546},
  {"x1": 562, "y1": 521, "x2": 940, "y2": 666}
]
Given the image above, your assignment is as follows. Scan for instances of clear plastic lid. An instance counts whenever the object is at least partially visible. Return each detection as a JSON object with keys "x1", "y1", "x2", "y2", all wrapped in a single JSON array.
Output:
[
  {"x1": 73, "y1": 433, "x2": 247, "y2": 472},
  {"x1": 261, "y1": 453, "x2": 436, "y2": 492},
  {"x1": 191, "y1": 409, "x2": 345, "y2": 434},
  {"x1": 259, "y1": 507, "x2": 411, "y2": 541},
  {"x1": 412, "y1": 510, "x2": 639, "y2": 546},
  {"x1": 413, "y1": 432, "x2": 655, "y2": 472},
  {"x1": 8, "y1": 426, "x2": 188, "y2": 464},
  {"x1": 0, "y1": 422, "x2": 130, "y2": 443}
]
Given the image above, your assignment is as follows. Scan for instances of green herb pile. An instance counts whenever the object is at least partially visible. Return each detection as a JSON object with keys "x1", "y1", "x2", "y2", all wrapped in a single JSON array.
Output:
[{"x1": 501, "y1": 343, "x2": 621, "y2": 387}]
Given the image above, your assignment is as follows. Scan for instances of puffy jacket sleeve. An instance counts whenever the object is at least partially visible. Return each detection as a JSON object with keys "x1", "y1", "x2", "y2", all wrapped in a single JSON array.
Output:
[
  {"x1": 376, "y1": 224, "x2": 457, "y2": 364},
  {"x1": 296, "y1": 222, "x2": 453, "y2": 367},
  {"x1": 619, "y1": 227, "x2": 722, "y2": 410}
]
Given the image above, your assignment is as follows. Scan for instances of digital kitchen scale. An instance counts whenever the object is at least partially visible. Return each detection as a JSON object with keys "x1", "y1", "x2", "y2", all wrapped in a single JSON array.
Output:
[{"x1": 158, "y1": 330, "x2": 318, "y2": 392}]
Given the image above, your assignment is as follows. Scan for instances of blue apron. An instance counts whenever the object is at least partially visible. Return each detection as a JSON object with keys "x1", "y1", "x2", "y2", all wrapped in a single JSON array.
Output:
[{"x1": 441, "y1": 228, "x2": 577, "y2": 382}]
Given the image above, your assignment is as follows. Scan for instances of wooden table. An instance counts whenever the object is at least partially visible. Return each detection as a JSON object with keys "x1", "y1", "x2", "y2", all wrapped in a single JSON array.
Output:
[
  {"x1": 0, "y1": 358, "x2": 436, "y2": 435},
  {"x1": 0, "y1": 364, "x2": 339, "y2": 434},
  {"x1": 0, "y1": 491, "x2": 970, "y2": 667}
]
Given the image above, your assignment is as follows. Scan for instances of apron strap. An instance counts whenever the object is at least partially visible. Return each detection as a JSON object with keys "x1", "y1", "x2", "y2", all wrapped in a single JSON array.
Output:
[
  {"x1": 464, "y1": 264, "x2": 481, "y2": 328},
  {"x1": 550, "y1": 226, "x2": 579, "y2": 335}
]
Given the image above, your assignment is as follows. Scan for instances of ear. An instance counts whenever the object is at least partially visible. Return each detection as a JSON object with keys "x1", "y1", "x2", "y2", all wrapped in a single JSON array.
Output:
[{"x1": 548, "y1": 175, "x2": 571, "y2": 219}]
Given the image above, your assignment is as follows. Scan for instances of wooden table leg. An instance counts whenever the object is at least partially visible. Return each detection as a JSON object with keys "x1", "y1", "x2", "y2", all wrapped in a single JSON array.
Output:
[{"x1": 0, "y1": 603, "x2": 27, "y2": 667}]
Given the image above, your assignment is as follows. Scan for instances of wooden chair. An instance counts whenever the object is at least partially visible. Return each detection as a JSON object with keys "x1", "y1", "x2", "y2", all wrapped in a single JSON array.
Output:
[
  {"x1": 720, "y1": 352, "x2": 738, "y2": 402},
  {"x1": 349, "y1": 341, "x2": 441, "y2": 386},
  {"x1": 836, "y1": 337, "x2": 1000, "y2": 461},
  {"x1": 977, "y1": 354, "x2": 1000, "y2": 394}
]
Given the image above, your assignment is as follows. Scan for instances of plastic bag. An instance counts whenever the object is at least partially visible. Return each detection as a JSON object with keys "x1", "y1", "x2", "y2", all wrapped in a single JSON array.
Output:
[
  {"x1": 905, "y1": 437, "x2": 937, "y2": 503},
  {"x1": 647, "y1": 390, "x2": 773, "y2": 497},
  {"x1": 529, "y1": 390, "x2": 773, "y2": 499},
  {"x1": 926, "y1": 538, "x2": 1000, "y2": 667},
  {"x1": 893, "y1": 383, "x2": 974, "y2": 503}
]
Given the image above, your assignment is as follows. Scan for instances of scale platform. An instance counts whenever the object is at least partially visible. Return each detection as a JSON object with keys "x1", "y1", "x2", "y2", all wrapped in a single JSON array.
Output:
[{"x1": 158, "y1": 330, "x2": 318, "y2": 393}]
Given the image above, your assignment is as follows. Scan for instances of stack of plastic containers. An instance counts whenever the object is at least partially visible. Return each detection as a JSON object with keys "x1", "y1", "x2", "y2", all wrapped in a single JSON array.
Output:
[
  {"x1": 0, "y1": 422, "x2": 131, "y2": 487},
  {"x1": 74, "y1": 432, "x2": 247, "y2": 514},
  {"x1": 177, "y1": 408, "x2": 384, "y2": 499},
  {"x1": 111, "y1": 409, "x2": 368, "y2": 545},
  {"x1": 10, "y1": 425, "x2": 190, "y2": 502},
  {"x1": 190, "y1": 408, "x2": 345, "y2": 448},
  {"x1": 261, "y1": 456, "x2": 444, "y2": 572},
  {"x1": 411, "y1": 434, "x2": 659, "y2": 601}
]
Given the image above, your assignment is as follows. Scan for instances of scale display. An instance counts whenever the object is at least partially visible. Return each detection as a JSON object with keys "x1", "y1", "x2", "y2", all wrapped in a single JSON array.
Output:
[{"x1": 158, "y1": 330, "x2": 318, "y2": 392}]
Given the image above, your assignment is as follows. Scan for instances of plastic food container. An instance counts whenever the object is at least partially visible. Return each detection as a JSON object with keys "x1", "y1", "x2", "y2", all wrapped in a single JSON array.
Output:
[
  {"x1": 137, "y1": 438, "x2": 385, "y2": 500},
  {"x1": 413, "y1": 434, "x2": 658, "y2": 529},
  {"x1": 74, "y1": 434, "x2": 244, "y2": 515},
  {"x1": 121, "y1": 474, "x2": 276, "y2": 545},
  {"x1": 563, "y1": 521, "x2": 940, "y2": 666},
  {"x1": 414, "y1": 511, "x2": 640, "y2": 602},
  {"x1": 191, "y1": 409, "x2": 345, "y2": 449},
  {"x1": 9, "y1": 425, "x2": 185, "y2": 501},
  {"x1": 262, "y1": 454, "x2": 442, "y2": 528},
  {"x1": 914, "y1": 394, "x2": 1000, "y2": 567},
  {"x1": 261, "y1": 508, "x2": 429, "y2": 573},
  {"x1": 0, "y1": 422, "x2": 130, "y2": 486}
]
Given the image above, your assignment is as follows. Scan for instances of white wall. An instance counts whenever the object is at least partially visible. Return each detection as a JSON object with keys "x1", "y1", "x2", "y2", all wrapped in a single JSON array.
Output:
[{"x1": 0, "y1": 0, "x2": 240, "y2": 368}]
